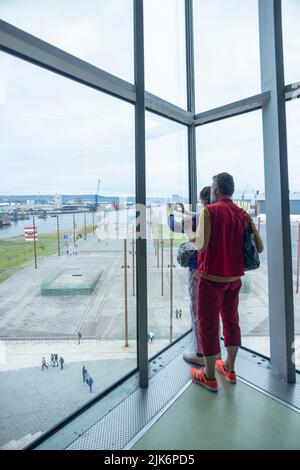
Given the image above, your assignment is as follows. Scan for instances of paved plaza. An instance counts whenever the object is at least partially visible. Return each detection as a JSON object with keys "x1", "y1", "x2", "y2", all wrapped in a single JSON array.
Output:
[
  {"x1": 0, "y1": 236, "x2": 191, "y2": 340},
  {"x1": 0, "y1": 230, "x2": 190, "y2": 449},
  {"x1": 0, "y1": 219, "x2": 300, "y2": 449},
  {"x1": 0, "y1": 338, "x2": 168, "y2": 449}
]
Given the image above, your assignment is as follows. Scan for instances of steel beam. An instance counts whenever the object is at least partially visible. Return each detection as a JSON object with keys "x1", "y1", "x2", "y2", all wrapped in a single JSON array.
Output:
[
  {"x1": 285, "y1": 82, "x2": 300, "y2": 102},
  {"x1": 185, "y1": 0, "x2": 197, "y2": 211},
  {"x1": 1, "y1": 19, "x2": 300, "y2": 130},
  {"x1": 0, "y1": 19, "x2": 136, "y2": 103},
  {"x1": 145, "y1": 91, "x2": 193, "y2": 125},
  {"x1": 2, "y1": 3, "x2": 300, "y2": 389},
  {"x1": 134, "y1": 0, "x2": 148, "y2": 388},
  {"x1": 0, "y1": 19, "x2": 192, "y2": 125},
  {"x1": 194, "y1": 92, "x2": 271, "y2": 126},
  {"x1": 259, "y1": 0, "x2": 295, "y2": 383}
]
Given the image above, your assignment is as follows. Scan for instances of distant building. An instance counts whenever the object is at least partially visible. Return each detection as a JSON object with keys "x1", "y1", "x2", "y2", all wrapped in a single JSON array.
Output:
[
  {"x1": 256, "y1": 192, "x2": 300, "y2": 215},
  {"x1": 233, "y1": 199, "x2": 252, "y2": 214},
  {"x1": 0, "y1": 213, "x2": 11, "y2": 226},
  {"x1": 117, "y1": 197, "x2": 128, "y2": 210},
  {"x1": 55, "y1": 193, "x2": 62, "y2": 209}
]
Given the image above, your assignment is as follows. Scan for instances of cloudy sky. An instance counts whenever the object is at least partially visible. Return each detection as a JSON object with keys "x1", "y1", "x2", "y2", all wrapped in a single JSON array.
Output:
[{"x1": 0, "y1": 0, "x2": 299, "y2": 197}]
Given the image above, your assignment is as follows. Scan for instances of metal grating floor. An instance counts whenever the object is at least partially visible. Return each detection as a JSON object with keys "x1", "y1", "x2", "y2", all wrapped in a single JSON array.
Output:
[
  {"x1": 67, "y1": 343, "x2": 300, "y2": 450},
  {"x1": 67, "y1": 353, "x2": 191, "y2": 450},
  {"x1": 234, "y1": 348, "x2": 300, "y2": 410}
]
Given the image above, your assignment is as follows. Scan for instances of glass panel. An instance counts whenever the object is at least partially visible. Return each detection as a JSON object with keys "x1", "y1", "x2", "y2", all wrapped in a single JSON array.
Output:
[
  {"x1": 0, "y1": 53, "x2": 136, "y2": 449},
  {"x1": 286, "y1": 99, "x2": 300, "y2": 371},
  {"x1": 144, "y1": 0, "x2": 187, "y2": 108},
  {"x1": 145, "y1": 112, "x2": 190, "y2": 359},
  {"x1": 282, "y1": 0, "x2": 300, "y2": 85},
  {"x1": 196, "y1": 111, "x2": 270, "y2": 357},
  {"x1": 0, "y1": 0, "x2": 134, "y2": 83},
  {"x1": 193, "y1": 0, "x2": 261, "y2": 112}
]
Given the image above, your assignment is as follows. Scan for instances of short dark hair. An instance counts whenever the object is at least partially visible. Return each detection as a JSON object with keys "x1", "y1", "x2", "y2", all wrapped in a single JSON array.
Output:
[
  {"x1": 199, "y1": 186, "x2": 211, "y2": 204},
  {"x1": 213, "y1": 173, "x2": 235, "y2": 197}
]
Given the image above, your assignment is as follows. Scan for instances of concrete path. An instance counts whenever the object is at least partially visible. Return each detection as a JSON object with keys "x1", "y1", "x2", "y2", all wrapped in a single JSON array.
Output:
[{"x1": 0, "y1": 338, "x2": 169, "y2": 449}]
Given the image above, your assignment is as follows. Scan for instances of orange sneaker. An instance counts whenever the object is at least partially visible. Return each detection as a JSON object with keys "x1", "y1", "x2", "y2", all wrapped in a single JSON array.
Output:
[
  {"x1": 215, "y1": 360, "x2": 237, "y2": 384},
  {"x1": 191, "y1": 368, "x2": 218, "y2": 392}
]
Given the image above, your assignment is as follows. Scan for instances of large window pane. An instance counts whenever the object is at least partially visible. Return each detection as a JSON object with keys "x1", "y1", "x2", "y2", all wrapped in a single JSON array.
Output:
[
  {"x1": 0, "y1": 53, "x2": 136, "y2": 449},
  {"x1": 145, "y1": 113, "x2": 190, "y2": 358},
  {"x1": 193, "y1": 0, "x2": 261, "y2": 112},
  {"x1": 144, "y1": 0, "x2": 187, "y2": 108},
  {"x1": 196, "y1": 111, "x2": 270, "y2": 357},
  {"x1": 0, "y1": 0, "x2": 134, "y2": 83},
  {"x1": 286, "y1": 99, "x2": 300, "y2": 371},
  {"x1": 282, "y1": 0, "x2": 300, "y2": 85}
]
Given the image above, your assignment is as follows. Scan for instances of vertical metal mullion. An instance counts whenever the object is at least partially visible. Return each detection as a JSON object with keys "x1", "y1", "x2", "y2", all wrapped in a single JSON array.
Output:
[
  {"x1": 258, "y1": 0, "x2": 295, "y2": 383},
  {"x1": 134, "y1": 0, "x2": 148, "y2": 388},
  {"x1": 185, "y1": 0, "x2": 197, "y2": 212}
]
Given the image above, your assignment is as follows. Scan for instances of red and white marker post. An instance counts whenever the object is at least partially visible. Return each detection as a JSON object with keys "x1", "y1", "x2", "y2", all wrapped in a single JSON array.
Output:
[{"x1": 24, "y1": 216, "x2": 38, "y2": 269}]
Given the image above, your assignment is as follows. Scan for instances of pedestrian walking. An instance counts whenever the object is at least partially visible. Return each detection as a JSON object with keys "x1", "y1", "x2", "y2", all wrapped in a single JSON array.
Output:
[
  {"x1": 148, "y1": 332, "x2": 155, "y2": 343},
  {"x1": 175, "y1": 308, "x2": 179, "y2": 319},
  {"x1": 78, "y1": 331, "x2": 82, "y2": 345},
  {"x1": 54, "y1": 353, "x2": 59, "y2": 367},
  {"x1": 87, "y1": 376, "x2": 94, "y2": 393},
  {"x1": 82, "y1": 365, "x2": 87, "y2": 383},
  {"x1": 59, "y1": 356, "x2": 64, "y2": 370},
  {"x1": 42, "y1": 357, "x2": 48, "y2": 371},
  {"x1": 50, "y1": 353, "x2": 55, "y2": 367},
  {"x1": 179, "y1": 309, "x2": 182, "y2": 319}
]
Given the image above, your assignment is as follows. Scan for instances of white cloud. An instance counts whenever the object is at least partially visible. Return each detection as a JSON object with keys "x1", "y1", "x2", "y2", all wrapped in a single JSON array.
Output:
[{"x1": 0, "y1": 0, "x2": 299, "y2": 198}]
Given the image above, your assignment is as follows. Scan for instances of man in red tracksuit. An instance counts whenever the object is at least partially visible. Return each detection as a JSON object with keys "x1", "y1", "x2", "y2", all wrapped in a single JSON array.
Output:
[{"x1": 190, "y1": 173, "x2": 263, "y2": 392}]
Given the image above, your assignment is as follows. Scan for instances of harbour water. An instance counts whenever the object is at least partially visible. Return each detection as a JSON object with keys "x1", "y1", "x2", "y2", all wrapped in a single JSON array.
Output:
[{"x1": 0, "y1": 212, "x2": 97, "y2": 239}]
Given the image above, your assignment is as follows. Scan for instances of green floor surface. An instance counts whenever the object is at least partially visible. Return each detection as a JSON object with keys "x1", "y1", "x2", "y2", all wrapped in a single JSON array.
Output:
[{"x1": 133, "y1": 378, "x2": 300, "y2": 450}]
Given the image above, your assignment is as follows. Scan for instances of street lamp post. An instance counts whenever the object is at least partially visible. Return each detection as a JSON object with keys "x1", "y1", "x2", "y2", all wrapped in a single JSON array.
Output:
[
  {"x1": 132, "y1": 225, "x2": 135, "y2": 297},
  {"x1": 33, "y1": 215, "x2": 37, "y2": 269},
  {"x1": 168, "y1": 237, "x2": 175, "y2": 343},
  {"x1": 161, "y1": 224, "x2": 164, "y2": 296},
  {"x1": 297, "y1": 222, "x2": 300, "y2": 294},
  {"x1": 56, "y1": 214, "x2": 60, "y2": 256},
  {"x1": 122, "y1": 239, "x2": 129, "y2": 347},
  {"x1": 73, "y1": 213, "x2": 76, "y2": 247}
]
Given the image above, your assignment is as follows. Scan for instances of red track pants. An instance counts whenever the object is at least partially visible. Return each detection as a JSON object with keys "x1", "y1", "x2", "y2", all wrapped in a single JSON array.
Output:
[{"x1": 197, "y1": 276, "x2": 242, "y2": 356}]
